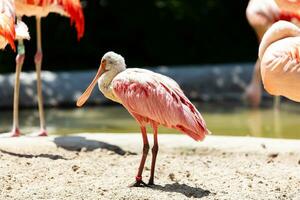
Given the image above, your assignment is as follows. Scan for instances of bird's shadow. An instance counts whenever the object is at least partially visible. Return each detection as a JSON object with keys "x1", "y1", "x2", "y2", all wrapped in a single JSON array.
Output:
[
  {"x1": 53, "y1": 136, "x2": 136, "y2": 156},
  {"x1": 0, "y1": 149, "x2": 67, "y2": 160},
  {"x1": 152, "y1": 183, "x2": 211, "y2": 198}
]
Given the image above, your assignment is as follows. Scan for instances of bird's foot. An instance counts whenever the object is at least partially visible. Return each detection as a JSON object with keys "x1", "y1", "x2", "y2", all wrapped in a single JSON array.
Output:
[
  {"x1": 37, "y1": 129, "x2": 48, "y2": 137},
  {"x1": 128, "y1": 176, "x2": 150, "y2": 187},
  {"x1": 148, "y1": 179, "x2": 155, "y2": 186},
  {"x1": 0, "y1": 128, "x2": 21, "y2": 138},
  {"x1": 128, "y1": 180, "x2": 149, "y2": 187},
  {"x1": 29, "y1": 129, "x2": 48, "y2": 137}
]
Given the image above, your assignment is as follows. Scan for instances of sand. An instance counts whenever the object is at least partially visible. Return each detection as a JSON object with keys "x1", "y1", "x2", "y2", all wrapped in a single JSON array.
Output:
[{"x1": 0, "y1": 134, "x2": 299, "y2": 200}]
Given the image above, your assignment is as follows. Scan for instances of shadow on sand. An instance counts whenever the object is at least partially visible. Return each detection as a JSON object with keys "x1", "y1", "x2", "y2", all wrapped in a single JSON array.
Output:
[
  {"x1": 54, "y1": 136, "x2": 137, "y2": 156},
  {"x1": 0, "y1": 149, "x2": 68, "y2": 160},
  {"x1": 153, "y1": 183, "x2": 211, "y2": 198}
]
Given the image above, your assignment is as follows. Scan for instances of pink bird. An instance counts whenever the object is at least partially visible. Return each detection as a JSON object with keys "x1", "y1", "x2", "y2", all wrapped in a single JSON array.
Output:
[
  {"x1": 275, "y1": 0, "x2": 300, "y2": 12},
  {"x1": 6, "y1": 0, "x2": 85, "y2": 137},
  {"x1": 245, "y1": 0, "x2": 300, "y2": 108},
  {"x1": 76, "y1": 52, "x2": 210, "y2": 187},
  {"x1": 259, "y1": 21, "x2": 300, "y2": 102},
  {"x1": 0, "y1": 0, "x2": 29, "y2": 50}
]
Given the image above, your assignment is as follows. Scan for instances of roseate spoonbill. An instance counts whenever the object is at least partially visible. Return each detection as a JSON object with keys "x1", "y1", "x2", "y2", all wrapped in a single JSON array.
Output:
[
  {"x1": 0, "y1": 0, "x2": 29, "y2": 50},
  {"x1": 6, "y1": 0, "x2": 84, "y2": 137},
  {"x1": 245, "y1": 0, "x2": 300, "y2": 108},
  {"x1": 76, "y1": 52, "x2": 210, "y2": 187},
  {"x1": 259, "y1": 20, "x2": 300, "y2": 102}
]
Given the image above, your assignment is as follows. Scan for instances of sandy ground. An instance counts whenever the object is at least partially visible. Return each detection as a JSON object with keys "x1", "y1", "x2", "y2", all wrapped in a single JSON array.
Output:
[{"x1": 0, "y1": 134, "x2": 300, "y2": 200}]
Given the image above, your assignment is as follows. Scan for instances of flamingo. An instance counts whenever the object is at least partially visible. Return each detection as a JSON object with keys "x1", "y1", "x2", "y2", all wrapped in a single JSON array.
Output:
[
  {"x1": 259, "y1": 22, "x2": 300, "y2": 102},
  {"x1": 275, "y1": 0, "x2": 300, "y2": 12},
  {"x1": 6, "y1": 0, "x2": 84, "y2": 137},
  {"x1": 244, "y1": 0, "x2": 300, "y2": 108},
  {"x1": 76, "y1": 51, "x2": 210, "y2": 187},
  {"x1": 0, "y1": 0, "x2": 29, "y2": 50}
]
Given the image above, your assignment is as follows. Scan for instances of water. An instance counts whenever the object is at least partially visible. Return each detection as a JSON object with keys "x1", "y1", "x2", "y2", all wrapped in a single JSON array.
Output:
[{"x1": 0, "y1": 102, "x2": 299, "y2": 139}]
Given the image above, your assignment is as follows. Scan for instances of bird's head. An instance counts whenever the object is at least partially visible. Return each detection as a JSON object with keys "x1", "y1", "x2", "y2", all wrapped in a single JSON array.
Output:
[
  {"x1": 76, "y1": 51, "x2": 126, "y2": 107},
  {"x1": 101, "y1": 51, "x2": 126, "y2": 72}
]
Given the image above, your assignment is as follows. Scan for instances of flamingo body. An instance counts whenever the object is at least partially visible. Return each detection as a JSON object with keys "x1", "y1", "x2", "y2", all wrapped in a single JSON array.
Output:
[
  {"x1": 4, "y1": 0, "x2": 84, "y2": 137},
  {"x1": 15, "y1": 0, "x2": 84, "y2": 39},
  {"x1": 244, "y1": 0, "x2": 300, "y2": 107},
  {"x1": 275, "y1": 0, "x2": 300, "y2": 14},
  {"x1": 0, "y1": 0, "x2": 29, "y2": 50},
  {"x1": 247, "y1": 0, "x2": 300, "y2": 28},
  {"x1": 111, "y1": 69, "x2": 208, "y2": 141},
  {"x1": 259, "y1": 21, "x2": 300, "y2": 102}
]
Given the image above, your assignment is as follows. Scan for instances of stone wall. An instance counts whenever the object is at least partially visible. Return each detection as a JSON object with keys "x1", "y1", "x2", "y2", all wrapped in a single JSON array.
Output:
[{"x1": 0, "y1": 63, "x2": 260, "y2": 108}]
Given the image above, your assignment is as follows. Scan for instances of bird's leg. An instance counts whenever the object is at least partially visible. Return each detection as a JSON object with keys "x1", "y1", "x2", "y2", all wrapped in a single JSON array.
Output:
[
  {"x1": 34, "y1": 17, "x2": 47, "y2": 136},
  {"x1": 274, "y1": 96, "x2": 281, "y2": 110},
  {"x1": 244, "y1": 59, "x2": 262, "y2": 108},
  {"x1": 129, "y1": 126, "x2": 149, "y2": 187},
  {"x1": 10, "y1": 39, "x2": 25, "y2": 137},
  {"x1": 148, "y1": 125, "x2": 159, "y2": 185}
]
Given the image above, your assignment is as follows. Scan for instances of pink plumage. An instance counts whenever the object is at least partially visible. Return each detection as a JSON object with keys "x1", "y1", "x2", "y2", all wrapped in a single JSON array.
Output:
[
  {"x1": 77, "y1": 52, "x2": 210, "y2": 186},
  {"x1": 5, "y1": 0, "x2": 85, "y2": 137},
  {"x1": 15, "y1": 0, "x2": 85, "y2": 39},
  {"x1": 113, "y1": 69, "x2": 209, "y2": 141},
  {"x1": 0, "y1": 0, "x2": 16, "y2": 50},
  {"x1": 0, "y1": 0, "x2": 30, "y2": 50}
]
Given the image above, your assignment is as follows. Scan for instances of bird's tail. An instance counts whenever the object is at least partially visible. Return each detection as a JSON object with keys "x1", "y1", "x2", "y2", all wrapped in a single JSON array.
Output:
[
  {"x1": 59, "y1": 0, "x2": 85, "y2": 40},
  {"x1": 0, "y1": 16, "x2": 15, "y2": 50},
  {"x1": 176, "y1": 124, "x2": 208, "y2": 142}
]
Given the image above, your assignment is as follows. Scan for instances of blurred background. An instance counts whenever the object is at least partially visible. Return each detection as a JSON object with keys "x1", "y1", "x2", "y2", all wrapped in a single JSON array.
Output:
[
  {"x1": 0, "y1": 0, "x2": 256, "y2": 72},
  {"x1": 1, "y1": 0, "x2": 299, "y2": 139}
]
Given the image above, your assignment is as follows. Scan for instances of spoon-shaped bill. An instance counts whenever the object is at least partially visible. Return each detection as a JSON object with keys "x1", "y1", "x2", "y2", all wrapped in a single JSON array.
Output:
[{"x1": 76, "y1": 61, "x2": 106, "y2": 107}]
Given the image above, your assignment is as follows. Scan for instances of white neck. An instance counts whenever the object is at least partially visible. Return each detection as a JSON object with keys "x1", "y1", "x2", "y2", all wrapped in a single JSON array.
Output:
[{"x1": 98, "y1": 68, "x2": 124, "y2": 102}]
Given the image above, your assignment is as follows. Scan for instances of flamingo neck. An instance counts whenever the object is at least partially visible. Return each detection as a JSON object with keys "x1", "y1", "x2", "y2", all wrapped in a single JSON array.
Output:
[{"x1": 98, "y1": 68, "x2": 124, "y2": 102}]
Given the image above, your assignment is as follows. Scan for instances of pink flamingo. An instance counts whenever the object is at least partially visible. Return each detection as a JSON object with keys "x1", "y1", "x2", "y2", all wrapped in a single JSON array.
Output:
[
  {"x1": 275, "y1": 0, "x2": 300, "y2": 12},
  {"x1": 0, "y1": 0, "x2": 29, "y2": 50},
  {"x1": 245, "y1": 0, "x2": 300, "y2": 108},
  {"x1": 6, "y1": 0, "x2": 84, "y2": 137},
  {"x1": 259, "y1": 14, "x2": 300, "y2": 101},
  {"x1": 76, "y1": 52, "x2": 210, "y2": 187}
]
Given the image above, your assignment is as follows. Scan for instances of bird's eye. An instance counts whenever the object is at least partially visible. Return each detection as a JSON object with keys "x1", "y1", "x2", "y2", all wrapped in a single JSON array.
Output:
[{"x1": 109, "y1": 61, "x2": 113, "y2": 64}]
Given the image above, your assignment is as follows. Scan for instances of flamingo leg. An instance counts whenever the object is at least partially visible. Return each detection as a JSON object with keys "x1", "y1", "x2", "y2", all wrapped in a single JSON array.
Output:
[
  {"x1": 274, "y1": 96, "x2": 281, "y2": 110},
  {"x1": 244, "y1": 59, "x2": 262, "y2": 108},
  {"x1": 34, "y1": 17, "x2": 47, "y2": 136},
  {"x1": 129, "y1": 126, "x2": 149, "y2": 187},
  {"x1": 148, "y1": 125, "x2": 159, "y2": 185},
  {"x1": 10, "y1": 38, "x2": 25, "y2": 137}
]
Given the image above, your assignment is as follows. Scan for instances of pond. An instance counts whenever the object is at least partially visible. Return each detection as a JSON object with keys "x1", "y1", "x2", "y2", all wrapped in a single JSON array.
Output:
[{"x1": 0, "y1": 102, "x2": 299, "y2": 139}]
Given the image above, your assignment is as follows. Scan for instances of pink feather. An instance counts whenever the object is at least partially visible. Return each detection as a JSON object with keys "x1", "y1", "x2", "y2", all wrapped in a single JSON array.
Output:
[{"x1": 112, "y1": 69, "x2": 209, "y2": 141}]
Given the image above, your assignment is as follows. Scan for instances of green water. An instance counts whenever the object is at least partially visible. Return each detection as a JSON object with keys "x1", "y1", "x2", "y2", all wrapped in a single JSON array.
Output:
[{"x1": 0, "y1": 103, "x2": 299, "y2": 139}]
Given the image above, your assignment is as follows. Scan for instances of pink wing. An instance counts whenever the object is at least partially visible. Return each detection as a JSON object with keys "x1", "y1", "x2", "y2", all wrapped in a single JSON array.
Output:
[
  {"x1": 278, "y1": 10, "x2": 300, "y2": 22},
  {"x1": 276, "y1": 0, "x2": 300, "y2": 13},
  {"x1": 275, "y1": 0, "x2": 300, "y2": 22},
  {"x1": 112, "y1": 69, "x2": 209, "y2": 141},
  {"x1": 259, "y1": 21, "x2": 300, "y2": 102},
  {"x1": 57, "y1": 0, "x2": 85, "y2": 40},
  {"x1": 23, "y1": 0, "x2": 85, "y2": 40},
  {"x1": 0, "y1": 0, "x2": 16, "y2": 50}
]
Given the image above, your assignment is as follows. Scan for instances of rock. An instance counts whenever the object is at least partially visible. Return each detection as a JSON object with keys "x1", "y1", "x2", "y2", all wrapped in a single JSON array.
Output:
[
  {"x1": 72, "y1": 165, "x2": 80, "y2": 172},
  {"x1": 0, "y1": 63, "x2": 267, "y2": 108}
]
